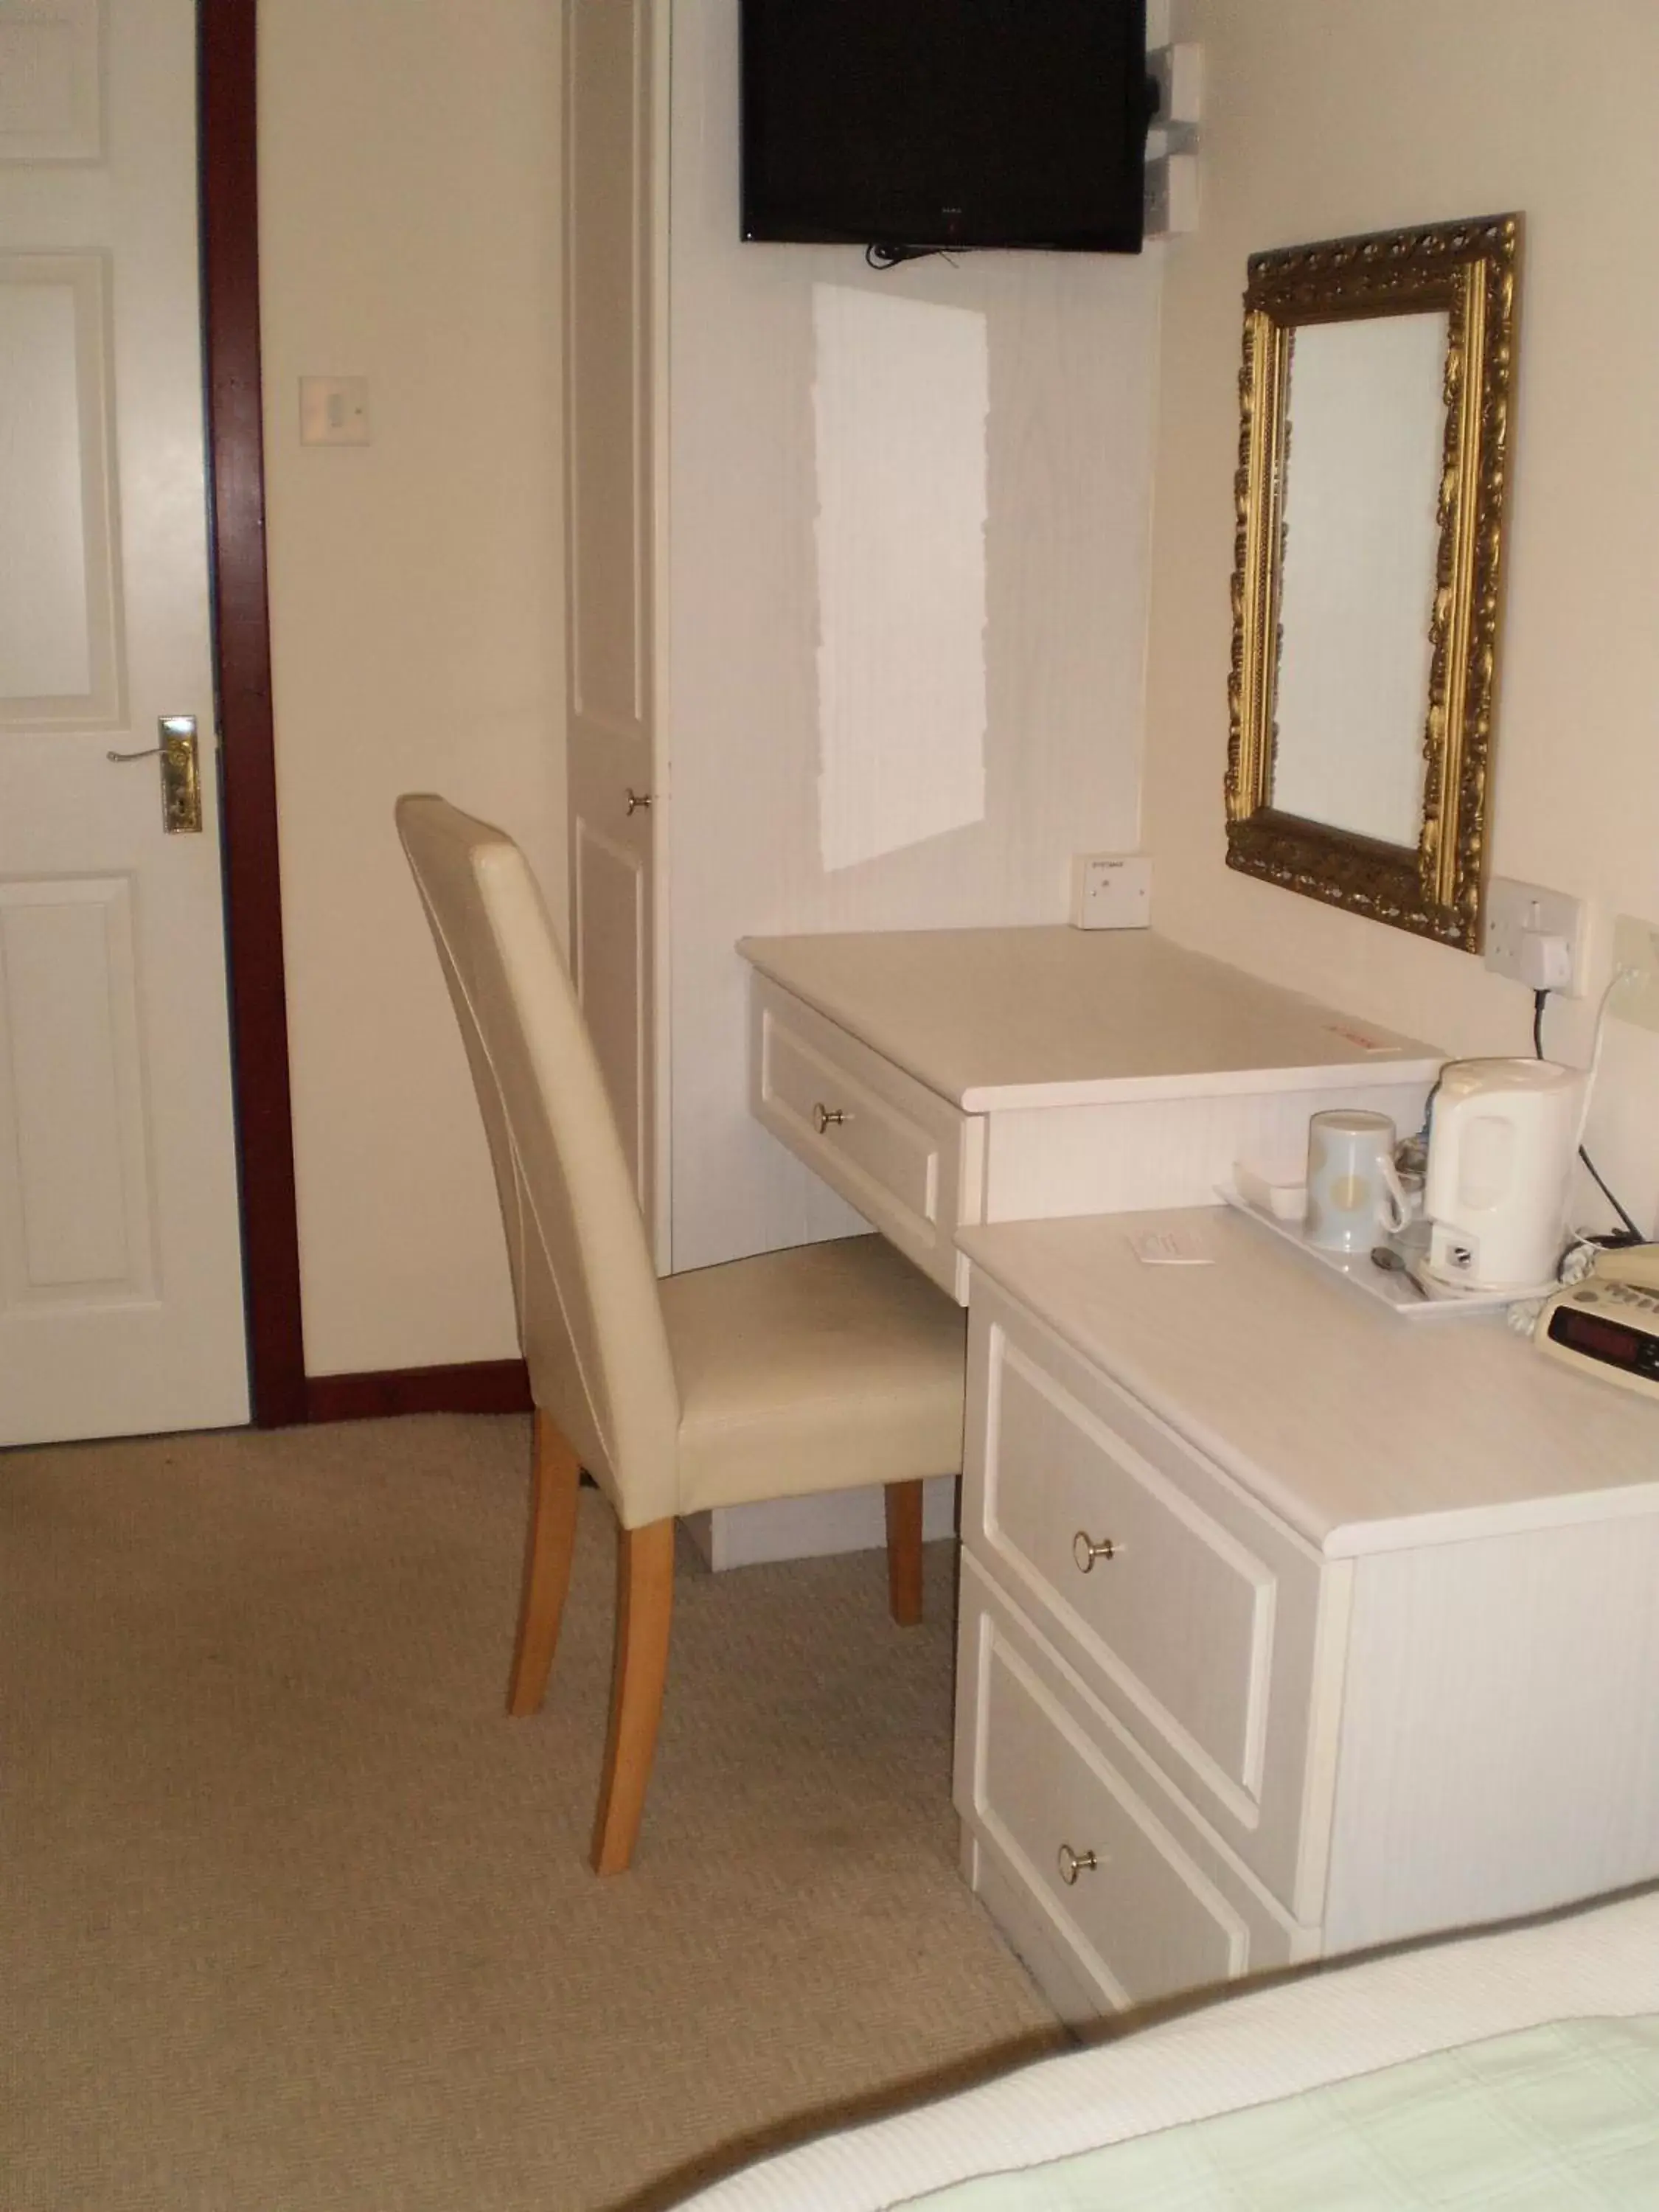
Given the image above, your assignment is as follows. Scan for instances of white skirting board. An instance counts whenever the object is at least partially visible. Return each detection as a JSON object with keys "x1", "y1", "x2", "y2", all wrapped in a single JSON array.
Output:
[{"x1": 683, "y1": 1472, "x2": 959, "y2": 1572}]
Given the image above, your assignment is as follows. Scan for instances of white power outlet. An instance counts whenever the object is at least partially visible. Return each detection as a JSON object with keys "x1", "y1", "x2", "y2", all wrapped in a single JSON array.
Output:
[
  {"x1": 1611, "y1": 913, "x2": 1659, "y2": 1034},
  {"x1": 1147, "y1": 42, "x2": 1203, "y2": 129},
  {"x1": 1071, "y1": 854, "x2": 1152, "y2": 931},
  {"x1": 1483, "y1": 876, "x2": 1589, "y2": 998}
]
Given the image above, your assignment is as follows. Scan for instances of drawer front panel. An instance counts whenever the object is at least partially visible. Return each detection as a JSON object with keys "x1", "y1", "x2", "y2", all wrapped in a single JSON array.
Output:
[
  {"x1": 993, "y1": 1335, "x2": 1273, "y2": 1799},
  {"x1": 766, "y1": 1012, "x2": 936, "y2": 1219},
  {"x1": 956, "y1": 1562, "x2": 1297, "y2": 2019},
  {"x1": 963, "y1": 1285, "x2": 1332, "y2": 1910},
  {"x1": 751, "y1": 980, "x2": 979, "y2": 1300}
]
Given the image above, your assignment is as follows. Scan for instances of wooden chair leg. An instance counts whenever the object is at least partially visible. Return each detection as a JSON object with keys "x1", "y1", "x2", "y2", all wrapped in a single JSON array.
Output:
[
  {"x1": 885, "y1": 1478, "x2": 925, "y2": 1627},
  {"x1": 591, "y1": 1517, "x2": 675, "y2": 1876},
  {"x1": 507, "y1": 1411, "x2": 582, "y2": 1717}
]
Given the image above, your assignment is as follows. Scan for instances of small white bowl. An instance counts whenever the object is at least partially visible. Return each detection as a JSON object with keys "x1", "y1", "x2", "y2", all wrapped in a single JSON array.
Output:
[{"x1": 1234, "y1": 1164, "x2": 1307, "y2": 1222}]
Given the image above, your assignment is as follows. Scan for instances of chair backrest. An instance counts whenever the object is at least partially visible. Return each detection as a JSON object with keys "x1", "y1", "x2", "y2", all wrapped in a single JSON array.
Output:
[{"x1": 396, "y1": 795, "x2": 681, "y2": 1526}]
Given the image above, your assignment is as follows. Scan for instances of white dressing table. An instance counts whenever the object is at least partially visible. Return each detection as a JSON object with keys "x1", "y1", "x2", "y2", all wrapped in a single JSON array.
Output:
[
  {"x1": 740, "y1": 928, "x2": 1441, "y2": 1299},
  {"x1": 737, "y1": 928, "x2": 1659, "y2": 2029}
]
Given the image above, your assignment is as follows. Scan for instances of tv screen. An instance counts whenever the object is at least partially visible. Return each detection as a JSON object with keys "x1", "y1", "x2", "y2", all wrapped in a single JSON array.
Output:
[{"x1": 741, "y1": 0, "x2": 1152, "y2": 257}]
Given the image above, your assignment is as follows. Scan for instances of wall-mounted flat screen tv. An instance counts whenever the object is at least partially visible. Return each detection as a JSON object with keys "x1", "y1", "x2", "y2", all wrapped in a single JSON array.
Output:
[{"x1": 741, "y1": 0, "x2": 1153, "y2": 257}]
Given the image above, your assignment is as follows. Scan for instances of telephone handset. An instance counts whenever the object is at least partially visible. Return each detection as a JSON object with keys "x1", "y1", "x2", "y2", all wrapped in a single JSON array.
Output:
[{"x1": 1587, "y1": 1243, "x2": 1659, "y2": 1293}]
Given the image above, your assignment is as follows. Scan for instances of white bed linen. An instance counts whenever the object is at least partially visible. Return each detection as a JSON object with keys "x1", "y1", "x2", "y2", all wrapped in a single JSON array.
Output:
[{"x1": 676, "y1": 1892, "x2": 1659, "y2": 2212}]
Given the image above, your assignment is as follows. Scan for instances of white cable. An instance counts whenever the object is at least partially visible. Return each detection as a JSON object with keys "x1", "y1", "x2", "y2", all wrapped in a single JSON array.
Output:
[
  {"x1": 1559, "y1": 1236, "x2": 1600, "y2": 1284},
  {"x1": 1506, "y1": 1235, "x2": 1599, "y2": 1333},
  {"x1": 1570, "y1": 964, "x2": 1641, "y2": 1154}
]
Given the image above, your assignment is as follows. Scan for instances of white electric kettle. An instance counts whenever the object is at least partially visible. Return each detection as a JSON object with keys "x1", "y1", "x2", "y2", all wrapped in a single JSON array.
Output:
[{"x1": 1424, "y1": 1057, "x2": 1586, "y2": 1292}]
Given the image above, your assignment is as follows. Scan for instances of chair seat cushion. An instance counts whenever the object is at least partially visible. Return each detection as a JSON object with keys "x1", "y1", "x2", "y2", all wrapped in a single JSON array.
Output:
[{"x1": 660, "y1": 1236, "x2": 967, "y2": 1517}]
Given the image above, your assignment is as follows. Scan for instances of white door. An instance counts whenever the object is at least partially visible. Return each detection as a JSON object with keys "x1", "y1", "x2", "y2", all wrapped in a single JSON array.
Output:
[
  {"x1": 0, "y1": 0, "x2": 248, "y2": 1444},
  {"x1": 564, "y1": 0, "x2": 668, "y2": 1265}
]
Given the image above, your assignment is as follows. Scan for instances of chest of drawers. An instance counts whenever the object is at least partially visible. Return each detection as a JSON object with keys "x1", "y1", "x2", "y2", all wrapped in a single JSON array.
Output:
[{"x1": 953, "y1": 1211, "x2": 1659, "y2": 2027}]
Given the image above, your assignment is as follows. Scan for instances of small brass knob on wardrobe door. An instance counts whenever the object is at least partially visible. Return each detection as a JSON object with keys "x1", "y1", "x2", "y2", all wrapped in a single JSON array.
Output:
[
  {"x1": 1057, "y1": 1843, "x2": 1099, "y2": 1885},
  {"x1": 1073, "y1": 1530, "x2": 1116, "y2": 1572},
  {"x1": 625, "y1": 787, "x2": 653, "y2": 815},
  {"x1": 813, "y1": 1102, "x2": 847, "y2": 1134}
]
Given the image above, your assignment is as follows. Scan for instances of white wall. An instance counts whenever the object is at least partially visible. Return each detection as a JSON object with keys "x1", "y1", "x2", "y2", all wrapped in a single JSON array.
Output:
[
  {"x1": 666, "y1": 0, "x2": 1164, "y2": 1270},
  {"x1": 1146, "y1": 0, "x2": 1659, "y2": 1236},
  {"x1": 258, "y1": 0, "x2": 566, "y2": 1375}
]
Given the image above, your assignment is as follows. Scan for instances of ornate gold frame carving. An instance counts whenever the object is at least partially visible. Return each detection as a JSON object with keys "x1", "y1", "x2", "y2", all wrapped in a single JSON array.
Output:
[{"x1": 1224, "y1": 214, "x2": 1520, "y2": 950}]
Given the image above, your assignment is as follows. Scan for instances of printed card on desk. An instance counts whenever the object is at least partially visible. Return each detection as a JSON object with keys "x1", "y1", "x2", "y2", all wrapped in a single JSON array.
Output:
[{"x1": 1129, "y1": 1225, "x2": 1214, "y2": 1266}]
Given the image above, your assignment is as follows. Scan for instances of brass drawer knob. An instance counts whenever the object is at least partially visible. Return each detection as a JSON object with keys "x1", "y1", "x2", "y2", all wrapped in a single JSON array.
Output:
[
  {"x1": 813, "y1": 1102, "x2": 848, "y2": 1134},
  {"x1": 625, "y1": 787, "x2": 653, "y2": 815},
  {"x1": 1057, "y1": 1843, "x2": 1099, "y2": 1885},
  {"x1": 1073, "y1": 1530, "x2": 1116, "y2": 1572}
]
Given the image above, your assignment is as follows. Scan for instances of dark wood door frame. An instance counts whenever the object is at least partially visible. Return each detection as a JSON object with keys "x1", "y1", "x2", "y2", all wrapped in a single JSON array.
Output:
[
  {"x1": 199, "y1": 0, "x2": 307, "y2": 1425},
  {"x1": 195, "y1": 3, "x2": 533, "y2": 1428}
]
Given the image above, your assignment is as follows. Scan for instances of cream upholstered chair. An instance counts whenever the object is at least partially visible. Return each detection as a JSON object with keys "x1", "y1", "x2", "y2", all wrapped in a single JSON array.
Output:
[{"x1": 396, "y1": 796, "x2": 967, "y2": 1874}]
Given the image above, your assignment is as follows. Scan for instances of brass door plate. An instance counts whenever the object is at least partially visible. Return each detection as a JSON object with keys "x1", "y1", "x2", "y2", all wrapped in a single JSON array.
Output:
[{"x1": 158, "y1": 715, "x2": 203, "y2": 835}]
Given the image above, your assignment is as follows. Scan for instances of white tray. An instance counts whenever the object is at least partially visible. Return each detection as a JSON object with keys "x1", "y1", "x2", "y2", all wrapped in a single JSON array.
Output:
[{"x1": 1217, "y1": 1186, "x2": 1543, "y2": 1320}]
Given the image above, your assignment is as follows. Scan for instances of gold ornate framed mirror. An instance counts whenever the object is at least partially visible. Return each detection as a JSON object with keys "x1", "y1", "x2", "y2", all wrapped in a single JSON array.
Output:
[{"x1": 1225, "y1": 214, "x2": 1520, "y2": 950}]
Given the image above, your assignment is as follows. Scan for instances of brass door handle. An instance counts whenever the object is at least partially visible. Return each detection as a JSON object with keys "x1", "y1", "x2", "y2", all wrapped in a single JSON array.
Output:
[
  {"x1": 107, "y1": 716, "x2": 203, "y2": 835},
  {"x1": 625, "y1": 787, "x2": 653, "y2": 815},
  {"x1": 1073, "y1": 1531, "x2": 1116, "y2": 1572},
  {"x1": 813, "y1": 1103, "x2": 848, "y2": 1134},
  {"x1": 1057, "y1": 1843, "x2": 1099, "y2": 1885}
]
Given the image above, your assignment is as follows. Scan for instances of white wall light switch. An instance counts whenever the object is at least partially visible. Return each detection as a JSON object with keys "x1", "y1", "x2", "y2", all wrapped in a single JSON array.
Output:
[
  {"x1": 299, "y1": 375, "x2": 371, "y2": 446},
  {"x1": 1071, "y1": 853, "x2": 1152, "y2": 930}
]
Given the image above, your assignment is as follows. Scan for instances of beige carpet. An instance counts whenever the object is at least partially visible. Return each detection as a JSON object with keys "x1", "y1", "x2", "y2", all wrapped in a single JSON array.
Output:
[{"x1": 2, "y1": 1414, "x2": 1061, "y2": 2211}]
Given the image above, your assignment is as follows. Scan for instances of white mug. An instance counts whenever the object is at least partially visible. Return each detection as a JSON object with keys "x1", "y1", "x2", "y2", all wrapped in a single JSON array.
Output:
[{"x1": 1305, "y1": 1110, "x2": 1412, "y2": 1253}]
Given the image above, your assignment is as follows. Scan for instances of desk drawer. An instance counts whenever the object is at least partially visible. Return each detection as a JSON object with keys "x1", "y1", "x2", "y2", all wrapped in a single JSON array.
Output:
[
  {"x1": 956, "y1": 1559, "x2": 1298, "y2": 2022},
  {"x1": 963, "y1": 1283, "x2": 1338, "y2": 1916},
  {"x1": 751, "y1": 979, "x2": 981, "y2": 1301}
]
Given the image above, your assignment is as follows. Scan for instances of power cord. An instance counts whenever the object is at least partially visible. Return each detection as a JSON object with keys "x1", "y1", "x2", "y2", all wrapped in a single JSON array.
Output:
[
  {"x1": 865, "y1": 243, "x2": 947, "y2": 269},
  {"x1": 1531, "y1": 985, "x2": 1644, "y2": 1243},
  {"x1": 1506, "y1": 1231, "x2": 1601, "y2": 1336}
]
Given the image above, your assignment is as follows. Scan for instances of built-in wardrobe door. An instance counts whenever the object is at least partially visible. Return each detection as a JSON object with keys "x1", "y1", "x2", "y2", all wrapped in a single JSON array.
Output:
[{"x1": 564, "y1": 0, "x2": 669, "y2": 1263}]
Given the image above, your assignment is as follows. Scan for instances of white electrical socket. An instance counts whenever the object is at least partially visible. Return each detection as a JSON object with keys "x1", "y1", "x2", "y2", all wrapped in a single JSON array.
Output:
[
  {"x1": 1611, "y1": 913, "x2": 1659, "y2": 1034},
  {"x1": 1144, "y1": 151, "x2": 1200, "y2": 238},
  {"x1": 1071, "y1": 854, "x2": 1152, "y2": 931},
  {"x1": 1147, "y1": 42, "x2": 1203, "y2": 128},
  {"x1": 1482, "y1": 876, "x2": 1589, "y2": 998}
]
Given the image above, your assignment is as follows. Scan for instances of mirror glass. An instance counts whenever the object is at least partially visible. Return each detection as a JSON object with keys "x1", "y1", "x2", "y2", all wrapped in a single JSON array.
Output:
[
  {"x1": 1271, "y1": 312, "x2": 1446, "y2": 847},
  {"x1": 1225, "y1": 215, "x2": 1520, "y2": 952}
]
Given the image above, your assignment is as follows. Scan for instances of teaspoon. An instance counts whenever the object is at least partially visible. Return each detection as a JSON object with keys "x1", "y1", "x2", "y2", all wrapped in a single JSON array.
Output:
[{"x1": 1371, "y1": 1245, "x2": 1427, "y2": 1298}]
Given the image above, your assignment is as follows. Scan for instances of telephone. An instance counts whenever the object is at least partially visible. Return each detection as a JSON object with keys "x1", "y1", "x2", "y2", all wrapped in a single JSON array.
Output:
[{"x1": 1535, "y1": 1245, "x2": 1659, "y2": 1400}]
